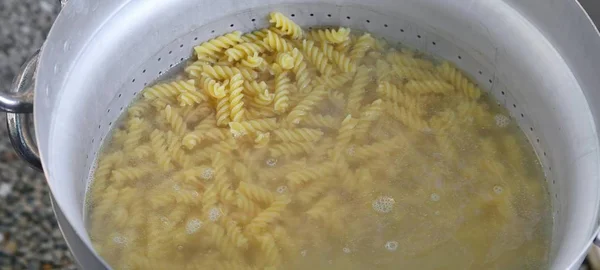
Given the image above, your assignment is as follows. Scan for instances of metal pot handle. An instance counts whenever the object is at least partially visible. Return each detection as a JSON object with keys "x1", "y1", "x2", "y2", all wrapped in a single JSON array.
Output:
[
  {"x1": 4, "y1": 50, "x2": 42, "y2": 170},
  {"x1": 0, "y1": 0, "x2": 69, "y2": 170}
]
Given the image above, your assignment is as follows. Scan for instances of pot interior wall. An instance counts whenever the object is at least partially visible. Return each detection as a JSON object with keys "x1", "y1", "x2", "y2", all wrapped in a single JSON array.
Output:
[{"x1": 36, "y1": 0, "x2": 600, "y2": 268}]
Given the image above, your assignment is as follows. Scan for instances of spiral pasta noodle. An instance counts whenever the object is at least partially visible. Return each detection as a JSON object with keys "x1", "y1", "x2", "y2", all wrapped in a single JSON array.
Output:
[
  {"x1": 320, "y1": 42, "x2": 357, "y2": 73},
  {"x1": 228, "y1": 74, "x2": 246, "y2": 122},
  {"x1": 269, "y1": 12, "x2": 303, "y2": 39},
  {"x1": 265, "y1": 71, "x2": 290, "y2": 115},
  {"x1": 301, "y1": 39, "x2": 334, "y2": 75},
  {"x1": 290, "y1": 48, "x2": 312, "y2": 91},
  {"x1": 200, "y1": 65, "x2": 258, "y2": 81},
  {"x1": 350, "y1": 33, "x2": 375, "y2": 61},
  {"x1": 307, "y1": 27, "x2": 351, "y2": 44},
  {"x1": 273, "y1": 128, "x2": 324, "y2": 142},
  {"x1": 225, "y1": 42, "x2": 266, "y2": 62},
  {"x1": 269, "y1": 141, "x2": 315, "y2": 158},
  {"x1": 194, "y1": 31, "x2": 243, "y2": 60},
  {"x1": 437, "y1": 61, "x2": 482, "y2": 100},
  {"x1": 346, "y1": 65, "x2": 370, "y2": 114},
  {"x1": 286, "y1": 86, "x2": 327, "y2": 124}
]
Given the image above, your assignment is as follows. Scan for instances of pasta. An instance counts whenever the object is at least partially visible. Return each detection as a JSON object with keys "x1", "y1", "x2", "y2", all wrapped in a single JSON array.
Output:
[
  {"x1": 286, "y1": 86, "x2": 328, "y2": 124},
  {"x1": 307, "y1": 27, "x2": 351, "y2": 44},
  {"x1": 437, "y1": 61, "x2": 482, "y2": 100},
  {"x1": 269, "y1": 12, "x2": 303, "y2": 39},
  {"x1": 273, "y1": 71, "x2": 292, "y2": 114},
  {"x1": 349, "y1": 33, "x2": 375, "y2": 61},
  {"x1": 301, "y1": 39, "x2": 334, "y2": 75},
  {"x1": 89, "y1": 13, "x2": 550, "y2": 270},
  {"x1": 320, "y1": 42, "x2": 357, "y2": 72},
  {"x1": 199, "y1": 65, "x2": 258, "y2": 81},
  {"x1": 290, "y1": 48, "x2": 312, "y2": 92},
  {"x1": 228, "y1": 74, "x2": 246, "y2": 122},
  {"x1": 346, "y1": 65, "x2": 370, "y2": 114},
  {"x1": 194, "y1": 31, "x2": 243, "y2": 60},
  {"x1": 264, "y1": 30, "x2": 295, "y2": 52},
  {"x1": 225, "y1": 42, "x2": 266, "y2": 62},
  {"x1": 273, "y1": 128, "x2": 324, "y2": 142}
]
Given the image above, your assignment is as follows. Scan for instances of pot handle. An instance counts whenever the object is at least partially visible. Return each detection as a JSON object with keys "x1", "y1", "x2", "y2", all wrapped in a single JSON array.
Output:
[{"x1": 4, "y1": 50, "x2": 42, "y2": 170}]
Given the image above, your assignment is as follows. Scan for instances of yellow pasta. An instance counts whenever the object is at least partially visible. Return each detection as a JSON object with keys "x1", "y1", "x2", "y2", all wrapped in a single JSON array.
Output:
[
  {"x1": 200, "y1": 76, "x2": 227, "y2": 99},
  {"x1": 228, "y1": 74, "x2": 246, "y2": 122},
  {"x1": 269, "y1": 12, "x2": 303, "y2": 39},
  {"x1": 376, "y1": 81, "x2": 423, "y2": 115},
  {"x1": 307, "y1": 27, "x2": 351, "y2": 44},
  {"x1": 438, "y1": 61, "x2": 482, "y2": 100},
  {"x1": 290, "y1": 48, "x2": 312, "y2": 92},
  {"x1": 194, "y1": 31, "x2": 243, "y2": 60},
  {"x1": 273, "y1": 128, "x2": 324, "y2": 142},
  {"x1": 246, "y1": 196, "x2": 291, "y2": 234},
  {"x1": 240, "y1": 53, "x2": 265, "y2": 68},
  {"x1": 199, "y1": 65, "x2": 258, "y2": 81},
  {"x1": 273, "y1": 71, "x2": 292, "y2": 114},
  {"x1": 269, "y1": 141, "x2": 315, "y2": 158},
  {"x1": 405, "y1": 80, "x2": 455, "y2": 95},
  {"x1": 320, "y1": 42, "x2": 357, "y2": 72},
  {"x1": 350, "y1": 33, "x2": 375, "y2": 61},
  {"x1": 301, "y1": 39, "x2": 334, "y2": 75},
  {"x1": 346, "y1": 66, "x2": 370, "y2": 114},
  {"x1": 300, "y1": 113, "x2": 340, "y2": 129},
  {"x1": 313, "y1": 72, "x2": 353, "y2": 90},
  {"x1": 264, "y1": 30, "x2": 295, "y2": 52},
  {"x1": 143, "y1": 80, "x2": 196, "y2": 105},
  {"x1": 275, "y1": 52, "x2": 294, "y2": 70},
  {"x1": 386, "y1": 50, "x2": 435, "y2": 69},
  {"x1": 286, "y1": 86, "x2": 327, "y2": 124},
  {"x1": 90, "y1": 12, "x2": 550, "y2": 270},
  {"x1": 225, "y1": 42, "x2": 265, "y2": 62}
]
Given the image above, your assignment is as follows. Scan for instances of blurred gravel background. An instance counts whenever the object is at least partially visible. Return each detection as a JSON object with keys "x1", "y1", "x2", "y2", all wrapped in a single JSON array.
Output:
[{"x1": 0, "y1": 0, "x2": 76, "y2": 269}]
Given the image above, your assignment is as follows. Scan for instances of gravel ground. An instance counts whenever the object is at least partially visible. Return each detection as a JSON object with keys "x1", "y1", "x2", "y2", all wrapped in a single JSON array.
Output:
[{"x1": 0, "y1": 0, "x2": 76, "y2": 269}]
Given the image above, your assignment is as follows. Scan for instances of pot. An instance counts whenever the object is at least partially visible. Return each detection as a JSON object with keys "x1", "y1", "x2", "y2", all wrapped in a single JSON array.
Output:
[{"x1": 3, "y1": 0, "x2": 600, "y2": 268}]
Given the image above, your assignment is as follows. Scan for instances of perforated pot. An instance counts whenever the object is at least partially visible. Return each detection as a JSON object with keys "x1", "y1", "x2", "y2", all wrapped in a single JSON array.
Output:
[{"x1": 3, "y1": 0, "x2": 600, "y2": 269}]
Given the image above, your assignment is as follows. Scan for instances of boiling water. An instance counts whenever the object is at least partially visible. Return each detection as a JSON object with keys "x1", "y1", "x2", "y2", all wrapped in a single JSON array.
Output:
[{"x1": 86, "y1": 18, "x2": 551, "y2": 270}]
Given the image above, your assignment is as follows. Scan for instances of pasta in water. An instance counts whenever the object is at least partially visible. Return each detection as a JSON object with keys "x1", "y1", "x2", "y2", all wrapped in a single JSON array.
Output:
[{"x1": 88, "y1": 12, "x2": 551, "y2": 270}]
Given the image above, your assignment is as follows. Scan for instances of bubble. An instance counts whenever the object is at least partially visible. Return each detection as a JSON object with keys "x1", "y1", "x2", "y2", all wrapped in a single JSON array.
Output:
[
  {"x1": 276, "y1": 186, "x2": 288, "y2": 194},
  {"x1": 343, "y1": 247, "x2": 351, "y2": 254},
  {"x1": 300, "y1": 250, "x2": 307, "y2": 257},
  {"x1": 191, "y1": 191, "x2": 200, "y2": 197},
  {"x1": 160, "y1": 216, "x2": 170, "y2": 225},
  {"x1": 172, "y1": 184, "x2": 181, "y2": 192},
  {"x1": 384, "y1": 241, "x2": 398, "y2": 251},
  {"x1": 186, "y1": 218, "x2": 203, "y2": 234},
  {"x1": 201, "y1": 168, "x2": 214, "y2": 180},
  {"x1": 177, "y1": 245, "x2": 184, "y2": 251},
  {"x1": 493, "y1": 185, "x2": 504, "y2": 194},
  {"x1": 266, "y1": 158, "x2": 278, "y2": 167},
  {"x1": 231, "y1": 129, "x2": 246, "y2": 138},
  {"x1": 372, "y1": 196, "x2": 395, "y2": 213},
  {"x1": 208, "y1": 207, "x2": 221, "y2": 221},
  {"x1": 430, "y1": 193, "x2": 440, "y2": 202},
  {"x1": 346, "y1": 145, "x2": 356, "y2": 156},
  {"x1": 494, "y1": 114, "x2": 510, "y2": 128},
  {"x1": 112, "y1": 234, "x2": 127, "y2": 245}
]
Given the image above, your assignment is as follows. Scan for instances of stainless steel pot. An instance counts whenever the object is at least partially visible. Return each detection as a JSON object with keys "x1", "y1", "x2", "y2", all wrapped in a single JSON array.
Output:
[{"x1": 4, "y1": 0, "x2": 600, "y2": 269}]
